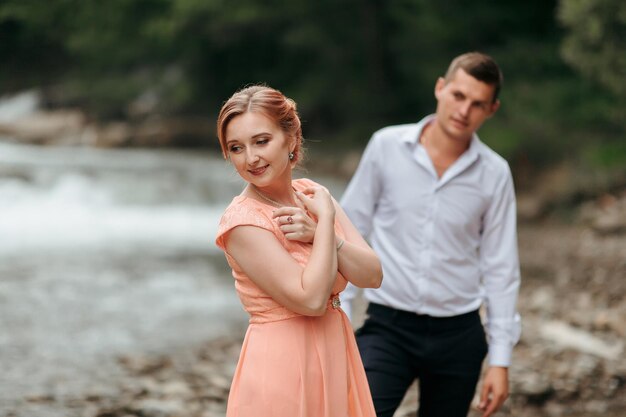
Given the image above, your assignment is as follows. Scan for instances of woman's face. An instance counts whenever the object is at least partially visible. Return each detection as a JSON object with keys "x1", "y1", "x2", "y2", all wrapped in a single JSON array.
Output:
[{"x1": 225, "y1": 111, "x2": 294, "y2": 188}]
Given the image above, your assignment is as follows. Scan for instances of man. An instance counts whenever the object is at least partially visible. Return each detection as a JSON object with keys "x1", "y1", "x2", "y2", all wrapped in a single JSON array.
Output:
[{"x1": 340, "y1": 52, "x2": 521, "y2": 417}]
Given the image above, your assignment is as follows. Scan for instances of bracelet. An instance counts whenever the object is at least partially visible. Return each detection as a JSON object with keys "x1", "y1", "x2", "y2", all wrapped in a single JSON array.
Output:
[{"x1": 336, "y1": 239, "x2": 345, "y2": 251}]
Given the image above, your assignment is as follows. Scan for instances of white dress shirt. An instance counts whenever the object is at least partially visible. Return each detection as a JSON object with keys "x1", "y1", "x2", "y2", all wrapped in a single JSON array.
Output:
[{"x1": 340, "y1": 115, "x2": 521, "y2": 367}]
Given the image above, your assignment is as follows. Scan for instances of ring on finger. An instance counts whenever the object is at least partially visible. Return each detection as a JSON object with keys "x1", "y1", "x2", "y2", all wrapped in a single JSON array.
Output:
[{"x1": 287, "y1": 216, "x2": 294, "y2": 224}]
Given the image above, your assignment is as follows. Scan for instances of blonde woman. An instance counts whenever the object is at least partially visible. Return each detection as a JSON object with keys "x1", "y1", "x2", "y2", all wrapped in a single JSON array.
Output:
[{"x1": 214, "y1": 85, "x2": 382, "y2": 417}]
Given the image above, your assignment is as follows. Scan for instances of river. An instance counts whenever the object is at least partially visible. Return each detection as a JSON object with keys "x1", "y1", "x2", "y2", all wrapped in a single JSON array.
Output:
[{"x1": 0, "y1": 141, "x2": 345, "y2": 416}]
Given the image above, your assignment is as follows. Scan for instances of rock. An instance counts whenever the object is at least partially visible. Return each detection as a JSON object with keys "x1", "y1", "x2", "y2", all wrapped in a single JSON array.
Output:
[
  {"x1": 517, "y1": 193, "x2": 548, "y2": 222},
  {"x1": 513, "y1": 371, "x2": 554, "y2": 403},
  {"x1": 0, "y1": 90, "x2": 40, "y2": 121},
  {"x1": 160, "y1": 381, "x2": 193, "y2": 398},
  {"x1": 542, "y1": 402, "x2": 565, "y2": 417},
  {"x1": 526, "y1": 286, "x2": 555, "y2": 314},
  {"x1": 129, "y1": 398, "x2": 186, "y2": 417},
  {"x1": 207, "y1": 373, "x2": 231, "y2": 391},
  {"x1": 24, "y1": 393, "x2": 55, "y2": 403},
  {"x1": 96, "y1": 122, "x2": 133, "y2": 147},
  {"x1": 118, "y1": 354, "x2": 173, "y2": 375},
  {"x1": 198, "y1": 401, "x2": 228, "y2": 416},
  {"x1": 0, "y1": 90, "x2": 213, "y2": 147},
  {"x1": 132, "y1": 117, "x2": 213, "y2": 147},
  {"x1": 579, "y1": 193, "x2": 626, "y2": 235},
  {"x1": 79, "y1": 403, "x2": 100, "y2": 417},
  {"x1": 593, "y1": 212, "x2": 626, "y2": 235},
  {"x1": 585, "y1": 400, "x2": 609, "y2": 413},
  {"x1": 539, "y1": 321, "x2": 623, "y2": 360},
  {"x1": 592, "y1": 310, "x2": 622, "y2": 334},
  {"x1": 0, "y1": 110, "x2": 87, "y2": 144}
]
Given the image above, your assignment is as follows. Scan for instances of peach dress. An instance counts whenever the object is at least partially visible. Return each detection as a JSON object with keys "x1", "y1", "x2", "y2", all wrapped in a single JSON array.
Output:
[{"x1": 215, "y1": 178, "x2": 376, "y2": 417}]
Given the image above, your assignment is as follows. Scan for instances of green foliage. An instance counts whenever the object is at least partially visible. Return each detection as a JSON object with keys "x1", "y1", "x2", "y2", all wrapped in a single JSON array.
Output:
[
  {"x1": 0, "y1": 0, "x2": 623, "y2": 174},
  {"x1": 584, "y1": 141, "x2": 626, "y2": 169},
  {"x1": 555, "y1": 0, "x2": 626, "y2": 174},
  {"x1": 558, "y1": 0, "x2": 626, "y2": 96}
]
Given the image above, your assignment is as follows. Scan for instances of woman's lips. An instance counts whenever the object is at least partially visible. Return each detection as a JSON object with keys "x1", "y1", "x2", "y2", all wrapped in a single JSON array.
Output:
[{"x1": 248, "y1": 165, "x2": 268, "y2": 176}]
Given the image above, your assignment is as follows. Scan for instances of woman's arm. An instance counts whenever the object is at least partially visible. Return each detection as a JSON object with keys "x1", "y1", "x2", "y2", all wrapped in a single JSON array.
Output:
[
  {"x1": 225, "y1": 187, "x2": 338, "y2": 316},
  {"x1": 272, "y1": 194, "x2": 382, "y2": 290},
  {"x1": 333, "y1": 199, "x2": 383, "y2": 289}
]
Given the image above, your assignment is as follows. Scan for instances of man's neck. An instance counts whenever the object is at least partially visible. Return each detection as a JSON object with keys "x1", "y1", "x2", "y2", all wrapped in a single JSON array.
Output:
[
  {"x1": 421, "y1": 122, "x2": 472, "y2": 177},
  {"x1": 423, "y1": 121, "x2": 471, "y2": 158}
]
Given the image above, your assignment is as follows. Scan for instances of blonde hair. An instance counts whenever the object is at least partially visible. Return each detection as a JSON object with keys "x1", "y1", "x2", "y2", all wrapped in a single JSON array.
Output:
[{"x1": 216, "y1": 85, "x2": 304, "y2": 163}]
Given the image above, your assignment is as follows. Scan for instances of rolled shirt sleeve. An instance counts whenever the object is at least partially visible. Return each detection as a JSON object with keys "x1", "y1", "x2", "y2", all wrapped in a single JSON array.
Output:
[
  {"x1": 340, "y1": 133, "x2": 384, "y2": 239},
  {"x1": 480, "y1": 169, "x2": 522, "y2": 367},
  {"x1": 339, "y1": 282, "x2": 358, "y2": 322},
  {"x1": 339, "y1": 133, "x2": 385, "y2": 323}
]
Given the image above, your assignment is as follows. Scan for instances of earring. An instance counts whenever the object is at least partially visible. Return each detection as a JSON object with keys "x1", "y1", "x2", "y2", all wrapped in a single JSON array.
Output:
[{"x1": 288, "y1": 152, "x2": 294, "y2": 161}]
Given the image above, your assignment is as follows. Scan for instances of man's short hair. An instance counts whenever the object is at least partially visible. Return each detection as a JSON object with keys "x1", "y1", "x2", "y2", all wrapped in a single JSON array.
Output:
[{"x1": 445, "y1": 52, "x2": 503, "y2": 102}]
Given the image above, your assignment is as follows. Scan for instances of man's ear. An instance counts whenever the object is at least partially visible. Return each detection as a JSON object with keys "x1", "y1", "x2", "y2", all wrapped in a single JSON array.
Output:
[
  {"x1": 488, "y1": 99, "x2": 501, "y2": 117},
  {"x1": 434, "y1": 77, "x2": 446, "y2": 100}
]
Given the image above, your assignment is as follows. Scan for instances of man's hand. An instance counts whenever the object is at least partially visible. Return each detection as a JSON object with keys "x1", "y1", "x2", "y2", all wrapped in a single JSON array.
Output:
[{"x1": 477, "y1": 366, "x2": 509, "y2": 417}]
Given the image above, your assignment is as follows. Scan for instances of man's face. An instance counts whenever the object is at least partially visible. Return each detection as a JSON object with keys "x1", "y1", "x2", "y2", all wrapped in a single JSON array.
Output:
[{"x1": 434, "y1": 68, "x2": 500, "y2": 141}]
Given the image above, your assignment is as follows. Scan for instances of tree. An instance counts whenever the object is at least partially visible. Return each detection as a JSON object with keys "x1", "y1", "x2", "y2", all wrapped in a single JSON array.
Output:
[{"x1": 558, "y1": 0, "x2": 626, "y2": 96}]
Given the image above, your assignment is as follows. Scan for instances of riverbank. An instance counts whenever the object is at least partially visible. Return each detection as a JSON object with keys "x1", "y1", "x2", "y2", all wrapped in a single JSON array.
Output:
[
  {"x1": 6, "y1": 220, "x2": 622, "y2": 417},
  {"x1": 1, "y1": 138, "x2": 624, "y2": 417}
]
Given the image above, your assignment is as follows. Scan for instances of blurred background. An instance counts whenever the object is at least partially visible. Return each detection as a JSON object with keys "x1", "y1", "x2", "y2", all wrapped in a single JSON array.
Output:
[{"x1": 0, "y1": 1, "x2": 624, "y2": 416}]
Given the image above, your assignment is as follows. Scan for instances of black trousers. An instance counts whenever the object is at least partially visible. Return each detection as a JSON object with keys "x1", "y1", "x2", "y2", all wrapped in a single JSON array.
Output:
[{"x1": 356, "y1": 303, "x2": 488, "y2": 417}]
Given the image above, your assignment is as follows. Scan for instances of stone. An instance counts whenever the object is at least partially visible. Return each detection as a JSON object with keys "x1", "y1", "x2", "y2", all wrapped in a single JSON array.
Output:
[{"x1": 540, "y1": 321, "x2": 623, "y2": 360}]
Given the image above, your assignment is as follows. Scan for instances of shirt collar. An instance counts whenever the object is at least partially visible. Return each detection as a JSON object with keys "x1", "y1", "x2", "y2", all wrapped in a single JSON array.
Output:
[
  {"x1": 402, "y1": 114, "x2": 481, "y2": 161},
  {"x1": 401, "y1": 115, "x2": 434, "y2": 146}
]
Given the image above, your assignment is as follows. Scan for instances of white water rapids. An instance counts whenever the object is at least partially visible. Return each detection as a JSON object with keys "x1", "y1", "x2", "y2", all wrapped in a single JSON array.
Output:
[{"x1": 0, "y1": 139, "x2": 347, "y2": 417}]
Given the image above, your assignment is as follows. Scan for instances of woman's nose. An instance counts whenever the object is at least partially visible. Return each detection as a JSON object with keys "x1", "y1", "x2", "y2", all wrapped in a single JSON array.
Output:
[{"x1": 245, "y1": 148, "x2": 260, "y2": 164}]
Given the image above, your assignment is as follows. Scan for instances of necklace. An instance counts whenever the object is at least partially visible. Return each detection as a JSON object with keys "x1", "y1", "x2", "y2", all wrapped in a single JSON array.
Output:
[{"x1": 250, "y1": 185, "x2": 292, "y2": 208}]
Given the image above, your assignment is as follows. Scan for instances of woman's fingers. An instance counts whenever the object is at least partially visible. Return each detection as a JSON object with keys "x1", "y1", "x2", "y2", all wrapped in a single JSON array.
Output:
[
  {"x1": 294, "y1": 190, "x2": 313, "y2": 211},
  {"x1": 267, "y1": 189, "x2": 323, "y2": 243},
  {"x1": 273, "y1": 209, "x2": 300, "y2": 224},
  {"x1": 272, "y1": 207, "x2": 292, "y2": 218},
  {"x1": 296, "y1": 186, "x2": 333, "y2": 218},
  {"x1": 271, "y1": 205, "x2": 317, "y2": 243}
]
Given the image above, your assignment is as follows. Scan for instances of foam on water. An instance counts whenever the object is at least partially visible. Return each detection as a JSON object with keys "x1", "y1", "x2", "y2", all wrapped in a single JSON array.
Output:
[
  {"x1": 0, "y1": 172, "x2": 225, "y2": 255},
  {"x1": 0, "y1": 142, "x2": 246, "y2": 414}
]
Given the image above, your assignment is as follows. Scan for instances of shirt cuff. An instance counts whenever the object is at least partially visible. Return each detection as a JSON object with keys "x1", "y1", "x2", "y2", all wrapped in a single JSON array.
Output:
[
  {"x1": 340, "y1": 297, "x2": 353, "y2": 321},
  {"x1": 488, "y1": 343, "x2": 513, "y2": 367}
]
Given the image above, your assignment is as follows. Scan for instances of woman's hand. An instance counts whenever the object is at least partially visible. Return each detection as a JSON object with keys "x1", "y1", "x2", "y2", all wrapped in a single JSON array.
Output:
[
  {"x1": 273, "y1": 205, "x2": 317, "y2": 243},
  {"x1": 272, "y1": 186, "x2": 334, "y2": 242},
  {"x1": 296, "y1": 186, "x2": 335, "y2": 220}
]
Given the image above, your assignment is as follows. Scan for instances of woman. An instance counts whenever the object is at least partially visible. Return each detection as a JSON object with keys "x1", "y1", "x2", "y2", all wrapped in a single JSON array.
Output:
[{"x1": 215, "y1": 85, "x2": 382, "y2": 417}]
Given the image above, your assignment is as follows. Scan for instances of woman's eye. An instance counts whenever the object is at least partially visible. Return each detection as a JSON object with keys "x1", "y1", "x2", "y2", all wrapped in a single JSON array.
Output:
[
  {"x1": 257, "y1": 139, "x2": 269, "y2": 145},
  {"x1": 229, "y1": 145, "x2": 242, "y2": 152}
]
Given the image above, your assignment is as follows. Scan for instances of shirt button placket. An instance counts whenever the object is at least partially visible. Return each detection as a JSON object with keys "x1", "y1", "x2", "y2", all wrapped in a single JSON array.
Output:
[
  {"x1": 423, "y1": 188, "x2": 436, "y2": 269},
  {"x1": 419, "y1": 187, "x2": 436, "y2": 309}
]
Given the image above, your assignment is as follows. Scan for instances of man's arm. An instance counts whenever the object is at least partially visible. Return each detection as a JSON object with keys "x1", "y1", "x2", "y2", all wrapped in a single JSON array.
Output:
[
  {"x1": 480, "y1": 169, "x2": 521, "y2": 366},
  {"x1": 478, "y1": 167, "x2": 521, "y2": 417},
  {"x1": 339, "y1": 133, "x2": 384, "y2": 321}
]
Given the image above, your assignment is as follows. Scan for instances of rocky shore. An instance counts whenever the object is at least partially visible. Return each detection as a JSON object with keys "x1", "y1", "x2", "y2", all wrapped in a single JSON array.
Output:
[
  {"x1": 2, "y1": 94, "x2": 624, "y2": 416},
  {"x1": 6, "y1": 194, "x2": 623, "y2": 417}
]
